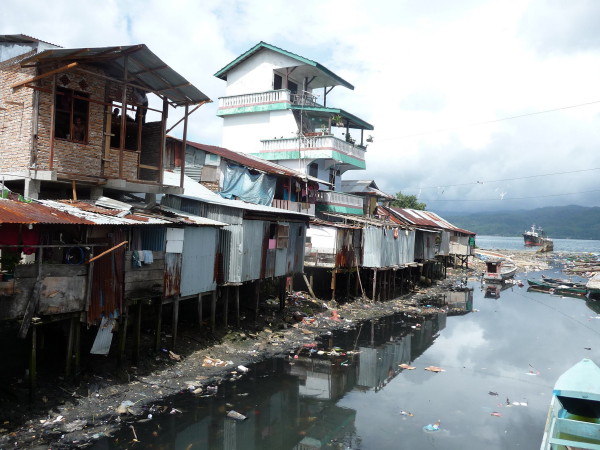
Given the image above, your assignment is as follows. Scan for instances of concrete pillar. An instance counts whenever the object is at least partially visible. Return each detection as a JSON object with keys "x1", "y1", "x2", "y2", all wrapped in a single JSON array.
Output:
[
  {"x1": 24, "y1": 178, "x2": 40, "y2": 199},
  {"x1": 90, "y1": 186, "x2": 103, "y2": 200}
]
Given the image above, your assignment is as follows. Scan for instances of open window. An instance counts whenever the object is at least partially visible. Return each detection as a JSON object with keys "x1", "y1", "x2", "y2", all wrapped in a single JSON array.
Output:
[{"x1": 55, "y1": 87, "x2": 89, "y2": 143}]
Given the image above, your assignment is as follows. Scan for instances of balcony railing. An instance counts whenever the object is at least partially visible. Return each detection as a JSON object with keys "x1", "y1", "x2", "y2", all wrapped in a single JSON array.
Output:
[
  {"x1": 316, "y1": 191, "x2": 363, "y2": 209},
  {"x1": 261, "y1": 135, "x2": 366, "y2": 162},
  {"x1": 218, "y1": 90, "x2": 325, "y2": 110},
  {"x1": 272, "y1": 199, "x2": 315, "y2": 216},
  {"x1": 218, "y1": 90, "x2": 291, "y2": 109}
]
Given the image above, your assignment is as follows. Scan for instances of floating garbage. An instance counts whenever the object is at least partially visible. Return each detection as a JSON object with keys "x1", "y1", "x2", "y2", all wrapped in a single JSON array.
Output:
[
  {"x1": 399, "y1": 363, "x2": 416, "y2": 370},
  {"x1": 423, "y1": 420, "x2": 441, "y2": 432},
  {"x1": 490, "y1": 412, "x2": 502, "y2": 417},
  {"x1": 227, "y1": 410, "x2": 247, "y2": 421},
  {"x1": 237, "y1": 365, "x2": 249, "y2": 373},
  {"x1": 399, "y1": 410, "x2": 414, "y2": 417},
  {"x1": 424, "y1": 366, "x2": 445, "y2": 373}
]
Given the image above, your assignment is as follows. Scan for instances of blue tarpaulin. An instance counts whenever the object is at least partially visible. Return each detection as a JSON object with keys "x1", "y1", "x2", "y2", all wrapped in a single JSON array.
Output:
[{"x1": 220, "y1": 164, "x2": 276, "y2": 206}]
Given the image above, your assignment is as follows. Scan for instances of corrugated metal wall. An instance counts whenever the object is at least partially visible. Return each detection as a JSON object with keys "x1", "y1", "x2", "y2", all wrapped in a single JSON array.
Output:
[
  {"x1": 276, "y1": 222, "x2": 306, "y2": 276},
  {"x1": 162, "y1": 196, "x2": 243, "y2": 226},
  {"x1": 180, "y1": 227, "x2": 219, "y2": 296},
  {"x1": 242, "y1": 220, "x2": 264, "y2": 282},
  {"x1": 139, "y1": 226, "x2": 166, "y2": 251},
  {"x1": 362, "y1": 226, "x2": 415, "y2": 268},
  {"x1": 219, "y1": 224, "x2": 243, "y2": 284},
  {"x1": 414, "y1": 230, "x2": 437, "y2": 261}
]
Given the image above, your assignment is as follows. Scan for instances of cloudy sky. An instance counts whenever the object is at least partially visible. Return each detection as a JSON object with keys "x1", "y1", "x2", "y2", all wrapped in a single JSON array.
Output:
[{"x1": 4, "y1": 0, "x2": 600, "y2": 213}]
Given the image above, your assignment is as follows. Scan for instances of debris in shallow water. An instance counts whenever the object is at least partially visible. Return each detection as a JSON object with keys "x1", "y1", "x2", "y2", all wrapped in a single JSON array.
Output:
[
  {"x1": 490, "y1": 412, "x2": 502, "y2": 417},
  {"x1": 227, "y1": 410, "x2": 247, "y2": 421},
  {"x1": 488, "y1": 391, "x2": 498, "y2": 396},
  {"x1": 424, "y1": 366, "x2": 445, "y2": 373},
  {"x1": 399, "y1": 410, "x2": 414, "y2": 416},
  {"x1": 423, "y1": 420, "x2": 441, "y2": 432},
  {"x1": 399, "y1": 364, "x2": 416, "y2": 370}
]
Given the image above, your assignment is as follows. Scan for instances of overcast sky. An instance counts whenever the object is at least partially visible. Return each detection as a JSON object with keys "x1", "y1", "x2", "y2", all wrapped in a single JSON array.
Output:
[{"x1": 3, "y1": 0, "x2": 600, "y2": 214}]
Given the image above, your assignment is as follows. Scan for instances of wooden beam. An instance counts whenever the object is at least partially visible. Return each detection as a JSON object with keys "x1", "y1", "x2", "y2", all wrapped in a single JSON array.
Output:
[
  {"x1": 11, "y1": 62, "x2": 78, "y2": 89},
  {"x1": 166, "y1": 102, "x2": 205, "y2": 133},
  {"x1": 180, "y1": 104, "x2": 188, "y2": 189},
  {"x1": 86, "y1": 240, "x2": 128, "y2": 264}
]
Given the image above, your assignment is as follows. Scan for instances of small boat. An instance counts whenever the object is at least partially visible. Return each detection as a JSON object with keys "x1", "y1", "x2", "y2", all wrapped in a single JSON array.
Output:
[
  {"x1": 540, "y1": 358, "x2": 600, "y2": 449},
  {"x1": 528, "y1": 279, "x2": 588, "y2": 296},
  {"x1": 482, "y1": 259, "x2": 517, "y2": 283},
  {"x1": 523, "y1": 224, "x2": 548, "y2": 246},
  {"x1": 542, "y1": 275, "x2": 587, "y2": 290}
]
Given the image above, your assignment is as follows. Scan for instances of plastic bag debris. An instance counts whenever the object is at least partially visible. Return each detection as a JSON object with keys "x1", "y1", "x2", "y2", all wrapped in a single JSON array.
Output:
[
  {"x1": 237, "y1": 365, "x2": 249, "y2": 373},
  {"x1": 399, "y1": 410, "x2": 414, "y2": 416},
  {"x1": 202, "y1": 357, "x2": 228, "y2": 367},
  {"x1": 399, "y1": 364, "x2": 416, "y2": 370},
  {"x1": 227, "y1": 410, "x2": 247, "y2": 421},
  {"x1": 423, "y1": 420, "x2": 441, "y2": 432},
  {"x1": 490, "y1": 412, "x2": 502, "y2": 417},
  {"x1": 424, "y1": 366, "x2": 445, "y2": 373}
]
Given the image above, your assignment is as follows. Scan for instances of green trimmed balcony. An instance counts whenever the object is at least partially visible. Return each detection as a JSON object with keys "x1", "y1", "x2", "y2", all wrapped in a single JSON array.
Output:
[
  {"x1": 316, "y1": 190, "x2": 364, "y2": 215},
  {"x1": 257, "y1": 135, "x2": 366, "y2": 170}
]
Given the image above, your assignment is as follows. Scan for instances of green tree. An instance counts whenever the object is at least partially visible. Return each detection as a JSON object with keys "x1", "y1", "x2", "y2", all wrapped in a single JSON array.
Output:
[{"x1": 391, "y1": 192, "x2": 426, "y2": 210}]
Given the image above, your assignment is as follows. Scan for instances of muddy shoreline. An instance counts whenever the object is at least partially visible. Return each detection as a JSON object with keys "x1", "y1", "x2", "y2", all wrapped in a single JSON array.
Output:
[{"x1": 0, "y1": 251, "x2": 573, "y2": 449}]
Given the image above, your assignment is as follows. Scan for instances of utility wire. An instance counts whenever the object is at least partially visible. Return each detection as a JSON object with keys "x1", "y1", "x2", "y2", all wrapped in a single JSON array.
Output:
[
  {"x1": 421, "y1": 189, "x2": 600, "y2": 202},
  {"x1": 380, "y1": 99, "x2": 600, "y2": 141},
  {"x1": 399, "y1": 167, "x2": 600, "y2": 190}
]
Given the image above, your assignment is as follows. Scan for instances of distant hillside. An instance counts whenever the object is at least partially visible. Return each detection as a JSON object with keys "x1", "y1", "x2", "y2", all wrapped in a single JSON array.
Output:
[{"x1": 438, "y1": 205, "x2": 600, "y2": 240}]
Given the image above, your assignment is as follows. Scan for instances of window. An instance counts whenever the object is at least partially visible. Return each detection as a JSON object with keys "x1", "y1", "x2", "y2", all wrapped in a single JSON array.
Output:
[
  {"x1": 55, "y1": 87, "x2": 89, "y2": 143},
  {"x1": 308, "y1": 162, "x2": 318, "y2": 178},
  {"x1": 288, "y1": 80, "x2": 298, "y2": 95},
  {"x1": 274, "y1": 73, "x2": 282, "y2": 90}
]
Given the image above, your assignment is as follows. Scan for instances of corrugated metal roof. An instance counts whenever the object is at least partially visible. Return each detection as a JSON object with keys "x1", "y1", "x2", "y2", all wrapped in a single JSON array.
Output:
[
  {"x1": 214, "y1": 41, "x2": 354, "y2": 90},
  {"x1": 39, "y1": 200, "x2": 172, "y2": 225},
  {"x1": 322, "y1": 212, "x2": 405, "y2": 228},
  {"x1": 0, "y1": 198, "x2": 95, "y2": 224},
  {"x1": 0, "y1": 34, "x2": 60, "y2": 47},
  {"x1": 170, "y1": 136, "x2": 330, "y2": 186},
  {"x1": 340, "y1": 180, "x2": 394, "y2": 199},
  {"x1": 385, "y1": 206, "x2": 475, "y2": 235},
  {"x1": 20, "y1": 45, "x2": 210, "y2": 106}
]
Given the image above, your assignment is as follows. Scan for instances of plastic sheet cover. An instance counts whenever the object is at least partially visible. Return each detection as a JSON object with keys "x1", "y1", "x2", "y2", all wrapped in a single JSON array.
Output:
[{"x1": 220, "y1": 164, "x2": 276, "y2": 206}]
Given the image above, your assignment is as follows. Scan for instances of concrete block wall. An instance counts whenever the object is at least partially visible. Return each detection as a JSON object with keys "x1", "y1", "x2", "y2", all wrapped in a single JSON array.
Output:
[{"x1": 0, "y1": 60, "x2": 35, "y2": 173}]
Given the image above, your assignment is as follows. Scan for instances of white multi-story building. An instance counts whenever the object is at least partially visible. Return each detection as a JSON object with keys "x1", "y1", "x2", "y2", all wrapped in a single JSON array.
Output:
[{"x1": 215, "y1": 42, "x2": 374, "y2": 215}]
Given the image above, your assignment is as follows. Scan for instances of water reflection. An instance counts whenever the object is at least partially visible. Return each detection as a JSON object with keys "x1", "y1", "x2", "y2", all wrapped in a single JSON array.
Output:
[{"x1": 96, "y1": 292, "x2": 470, "y2": 450}]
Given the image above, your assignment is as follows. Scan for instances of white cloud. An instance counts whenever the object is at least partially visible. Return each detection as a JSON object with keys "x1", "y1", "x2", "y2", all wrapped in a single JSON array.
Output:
[{"x1": 3, "y1": 0, "x2": 600, "y2": 212}]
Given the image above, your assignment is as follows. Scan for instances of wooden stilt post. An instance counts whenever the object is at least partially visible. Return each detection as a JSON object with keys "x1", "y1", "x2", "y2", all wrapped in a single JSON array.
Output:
[
  {"x1": 171, "y1": 296, "x2": 179, "y2": 348},
  {"x1": 118, "y1": 306, "x2": 129, "y2": 366},
  {"x1": 235, "y1": 286, "x2": 240, "y2": 328},
  {"x1": 279, "y1": 277, "x2": 286, "y2": 311},
  {"x1": 303, "y1": 273, "x2": 317, "y2": 299},
  {"x1": 65, "y1": 316, "x2": 75, "y2": 378},
  {"x1": 155, "y1": 299, "x2": 163, "y2": 353},
  {"x1": 331, "y1": 269, "x2": 337, "y2": 302},
  {"x1": 197, "y1": 293, "x2": 203, "y2": 328},
  {"x1": 223, "y1": 287, "x2": 229, "y2": 328},
  {"x1": 211, "y1": 290, "x2": 217, "y2": 331},
  {"x1": 372, "y1": 269, "x2": 377, "y2": 301},
  {"x1": 74, "y1": 317, "x2": 81, "y2": 381},
  {"x1": 354, "y1": 270, "x2": 359, "y2": 297},
  {"x1": 346, "y1": 270, "x2": 351, "y2": 301},
  {"x1": 254, "y1": 280, "x2": 261, "y2": 320},
  {"x1": 133, "y1": 302, "x2": 142, "y2": 363},
  {"x1": 29, "y1": 325, "x2": 37, "y2": 401},
  {"x1": 392, "y1": 269, "x2": 396, "y2": 299}
]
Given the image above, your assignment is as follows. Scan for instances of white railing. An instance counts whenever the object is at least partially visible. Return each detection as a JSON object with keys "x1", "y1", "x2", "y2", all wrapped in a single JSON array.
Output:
[
  {"x1": 272, "y1": 199, "x2": 315, "y2": 216},
  {"x1": 218, "y1": 90, "x2": 290, "y2": 108},
  {"x1": 290, "y1": 93, "x2": 321, "y2": 107},
  {"x1": 316, "y1": 191, "x2": 363, "y2": 208},
  {"x1": 261, "y1": 135, "x2": 366, "y2": 161}
]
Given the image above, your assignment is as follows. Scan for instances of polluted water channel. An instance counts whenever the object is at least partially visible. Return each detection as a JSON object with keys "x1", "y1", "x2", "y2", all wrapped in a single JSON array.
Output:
[{"x1": 94, "y1": 267, "x2": 600, "y2": 450}]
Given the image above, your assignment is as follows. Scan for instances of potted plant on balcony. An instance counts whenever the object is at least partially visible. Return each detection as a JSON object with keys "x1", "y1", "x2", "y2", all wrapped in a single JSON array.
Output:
[{"x1": 332, "y1": 114, "x2": 344, "y2": 127}]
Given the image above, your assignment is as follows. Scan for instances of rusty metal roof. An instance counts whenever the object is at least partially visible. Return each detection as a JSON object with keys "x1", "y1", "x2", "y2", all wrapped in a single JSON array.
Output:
[
  {"x1": 170, "y1": 136, "x2": 330, "y2": 186},
  {"x1": 0, "y1": 198, "x2": 95, "y2": 224},
  {"x1": 385, "y1": 206, "x2": 475, "y2": 235}
]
